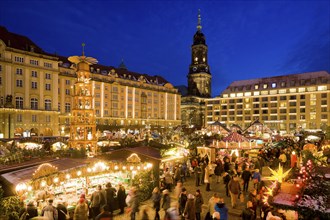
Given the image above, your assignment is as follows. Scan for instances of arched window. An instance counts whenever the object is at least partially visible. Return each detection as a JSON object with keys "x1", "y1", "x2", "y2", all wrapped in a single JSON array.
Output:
[
  {"x1": 15, "y1": 97, "x2": 23, "y2": 109},
  {"x1": 45, "y1": 99, "x2": 51, "y2": 110},
  {"x1": 30, "y1": 98, "x2": 38, "y2": 110}
]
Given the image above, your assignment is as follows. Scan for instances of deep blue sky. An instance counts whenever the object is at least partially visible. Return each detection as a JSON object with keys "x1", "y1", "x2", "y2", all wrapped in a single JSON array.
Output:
[{"x1": 1, "y1": 0, "x2": 329, "y2": 97}]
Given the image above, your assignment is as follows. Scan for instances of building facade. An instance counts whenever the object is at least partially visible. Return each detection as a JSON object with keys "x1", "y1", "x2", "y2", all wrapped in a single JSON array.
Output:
[
  {"x1": 0, "y1": 26, "x2": 181, "y2": 138},
  {"x1": 205, "y1": 71, "x2": 330, "y2": 133}
]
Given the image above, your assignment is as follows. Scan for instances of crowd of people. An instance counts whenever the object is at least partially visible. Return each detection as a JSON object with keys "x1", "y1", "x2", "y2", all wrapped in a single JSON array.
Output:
[
  {"x1": 155, "y1": 152, "x2": 288, "y2": 220},
  {"x1": 17, "y1": 147, "x2": 296, "y2": 220}
]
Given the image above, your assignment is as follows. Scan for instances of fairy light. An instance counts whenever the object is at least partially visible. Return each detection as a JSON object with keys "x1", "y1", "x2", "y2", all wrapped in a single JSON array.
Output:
[
  {"x1": 114, "y1": 165, "x2": 119, "y2": 170},
  {"x1": 66, "y1": 174, "x2": 71, "y2": 179},
  {"x1": 77, "y1": 171, "x2": 82, "y2": 176},
  {"x1": 53, "y1": 177, "x2": 59, "y2": 183}
]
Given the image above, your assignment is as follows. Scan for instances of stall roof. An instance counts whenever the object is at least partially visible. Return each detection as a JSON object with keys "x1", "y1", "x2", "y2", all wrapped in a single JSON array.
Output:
[
  {"x1": 102, "y1": 146, "x2": 161, "y2": 161},
  {"x1": 0, "y1": 158, "x2": 96, "y2": 186}
]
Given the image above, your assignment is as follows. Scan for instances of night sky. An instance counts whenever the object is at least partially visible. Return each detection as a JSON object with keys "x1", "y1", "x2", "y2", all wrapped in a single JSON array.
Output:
[{"x1": 1, "y1": 0, "x2": 329, "y2": 97}]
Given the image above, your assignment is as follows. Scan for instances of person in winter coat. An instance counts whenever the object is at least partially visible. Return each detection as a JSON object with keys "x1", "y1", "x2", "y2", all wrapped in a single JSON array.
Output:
[
  {"x1": 194, "y1": 189, "x2": 204, "y2": 220},
  {"x1": 248, "y1": 189, "x2": 258, "y2": 214},
  {"x1": 241, "y1": 167, "x2": 252, "y2": 192},
  {"x1": 90, "y1": 185, "x2": 106, "y2": 218},
  {"x1": 56, "y1": 199, "x2": 68, "y2": 220},
  {"x1": 152, "y1": 187, "x2": 162, "y2": 220},
  {"x1": 183, "y1": 194, "x2": 196, "y2": 220},
  {"x1": 224, "y1": 158, "x2": 230, "y2": 173},
  {"x1": 206, "y1": 193, "x2": 219, "y2": 220},
  {"x1": 241, "y1": 201, "x2": 256, "y2": 220},
  {"x1": 41, "y1": 199, "x2": 58, "y2": 220},
  {"x1": 204, "y1": 165, "x2": 211, "y2": 191},
  {"x1": 74, "y1": 198, "x2": 89, "y2": 220},
  {"x1": 19, "y1": 201, "x2": 38, "y2": 220},
  {"x1": 194, "y1": 164, "x2": 202, "y2": 186},
  {"x1": 162, "y1": 189, "x2": 171, "y2": 212},
  {"x1": 214, "y1": 161, "x2": 223, "y2": 183},
  {"x1": 214, "y1": 197, "x2": 228, "y2": 220},
  {"x1": 179, "y1": 187, "x2": 188, "y2": 216},
  {"x1": 105, "y1": 182, "x2": 117, "y2": 215},
  {"x1": 117, "y1": 183, "x2": 127, "y2": 214},
  {"x1": 252, "y1": 169, "x2": 261, "y2": 189},
  {"x1": 127, "y1": 187, "x2": 140, "y2": 220},
  {"x1": 223, "y1": 173, "x2": 231, "y2": 197},
  {"x1": 229, "y1": 175, "x2": 241, "y2": 208}
]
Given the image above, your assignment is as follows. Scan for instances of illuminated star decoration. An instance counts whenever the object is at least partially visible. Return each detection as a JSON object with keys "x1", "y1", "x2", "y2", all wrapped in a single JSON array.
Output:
[
  {"x1": 263, "y1": 181, "x2": 277, "y2": 205},
  {"x1": 264, "y1": 164, "x2": 291, "y2": 183}
]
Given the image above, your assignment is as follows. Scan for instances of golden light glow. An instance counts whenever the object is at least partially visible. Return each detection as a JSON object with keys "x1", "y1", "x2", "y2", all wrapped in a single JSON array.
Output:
[{"x1": 264, "y1": 164, "x2": 291, "y2": 183}]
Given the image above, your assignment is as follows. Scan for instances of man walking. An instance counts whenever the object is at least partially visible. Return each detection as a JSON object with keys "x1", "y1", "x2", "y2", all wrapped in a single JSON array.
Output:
[{"x1": 228, "y1": 174, "x2": 241, "y2": 208}]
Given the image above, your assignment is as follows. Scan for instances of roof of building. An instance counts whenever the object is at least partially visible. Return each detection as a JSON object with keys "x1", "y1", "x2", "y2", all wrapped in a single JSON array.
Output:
[
  {"x1": 0, "y1": 26, "x2": 53, "y2": 56},
  {"x1": 222, "y1": 71, "x2": 330, "y2": 94},
  {"x1": 0, "y1": 26, "x2": 172, "y2": 87}
]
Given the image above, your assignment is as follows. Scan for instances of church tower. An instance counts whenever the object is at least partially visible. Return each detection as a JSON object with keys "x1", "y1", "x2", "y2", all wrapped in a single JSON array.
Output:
[{"x1": 187, "y1": 10, "x2": 212, "y2": 98}]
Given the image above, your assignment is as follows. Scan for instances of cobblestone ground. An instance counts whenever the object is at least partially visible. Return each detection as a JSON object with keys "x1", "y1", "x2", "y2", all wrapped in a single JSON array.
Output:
[{"x1": 112, "y1": 167, "x2": 270, "y2": 220}]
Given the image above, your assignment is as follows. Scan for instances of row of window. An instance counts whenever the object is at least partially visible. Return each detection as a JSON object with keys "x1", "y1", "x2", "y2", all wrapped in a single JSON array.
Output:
[
  {"x1": 229, "y1": 78, "x2": 327, "y2": 92},
  {"x1": 15, "y1": 68, "x2": 52, "y2": 79},
  {"x1": 14, "y1": 56, "x2": 53, "y2": 68},
  {"x1": 16, "y1": 80, "x2": 51, "y2": 90},
  {"x1": 210, "y1": 114, "x2": 326, "y2": 122},
  {"x1": 16, "y1": 114, "x2": 52, "y2": 123},
  {"x1": 210, "y1": 106, "x2": 326, "y2": 115},
  {"x1": 15, "y1": 97, "x2": 72, "y2": 113},
  {"x1": 210, "y1": 94, "x2": 327, "y2": 105}
]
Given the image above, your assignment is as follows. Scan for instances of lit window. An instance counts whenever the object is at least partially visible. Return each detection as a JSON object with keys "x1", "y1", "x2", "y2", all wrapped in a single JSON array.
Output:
[
  {"x1": 16, "y1": 80, "x2": 23, "y2": 87},
  {"x1": 271, "y1": 83, "x2": 276, "y2": 88},
  {"x1": 30, "y1": 59, "x2": 39, "y2": 65},
  {"x1": 254, "y1": 84, "x2": 259, "y2": 89},
  {"x1": 280, "y1": 81, "x2": 286, "y2": 87},
  {"x1": 14, "y1": 56, "x2": 24, "y2": 63},
  {"x1": 244, "y1": 92, "x2": 251, "y2": 96},
  {"x1": 45, "y1": 99, "x2": 52, "y2": 110},
  {"x1": 31, "y1": 70, "x2": 38, "y2": 77},
  {"x1": 45, "y1": 84, "x2": 51, "y2": 91},
  {"x1": 269, "y1": 90, "x2": 277, "y2": 95},
  {"x1": 17, "y1": 114, "x2": 22, "y2": 122},
  {"x1": 289, "y1": 88, "x2": 296, "y2": 93},
  {"x1": 263, "y1": 84, "x2": 268, "y2": 89},
  {"x1": 253, "y1": 91, "x2": 260, "y2": 96},
  {"x1": 16, "y1": 97, "x2": 23, "y2": 109},
  {"x1": 46, "y1": 115, "x2": 51, "y2": 122},
  {"x1": 318, "y1": 86, "x2": 327, "y2": 91},
  {"x1": 279, "y1": 89, "x2": 286, "y2": 94},
  {"x1": 30, "y1": 98, "x2": 38, "y2": 110},
  {"x1": 31, "y1": 82, "x2": 37, "y2": 89},
  {"x1": 65, "y1": 103, "x2": 71, "y2": 113},
  {"x1": 32, "y1": 115, "x2": 37, "y2": 122},
  {"x1": 16, "y1": 68, "x2": 23, "y2": 75},
  {"x1": 44, "y1": 62, "x2": 52, "y2": 68},
  {"x1": 298, "y1": 88, "x2": 305, "y2": 92}
]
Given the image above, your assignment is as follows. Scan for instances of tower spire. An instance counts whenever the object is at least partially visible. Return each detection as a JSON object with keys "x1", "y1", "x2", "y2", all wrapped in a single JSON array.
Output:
[
  {"x1": 82, "y1": 43, "x2": 85, "y2": 56},
  {"x1": 197, "y1": 9, "x2": 202, "y2": 31}
]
